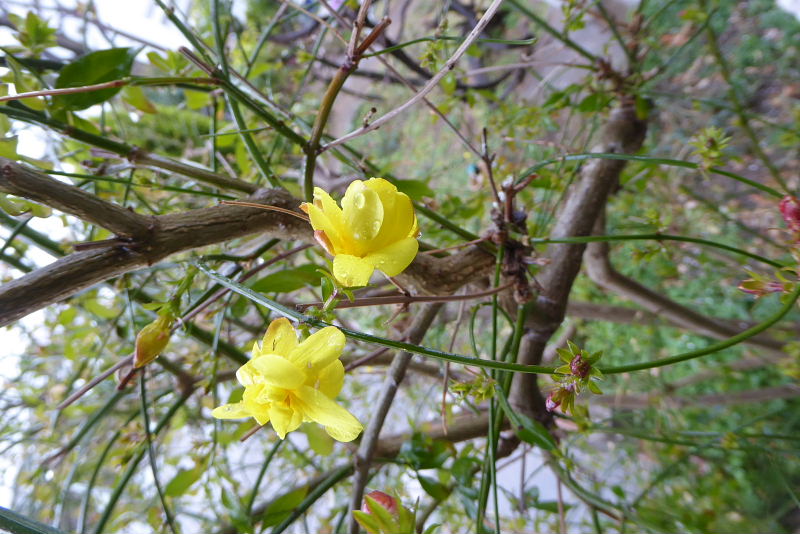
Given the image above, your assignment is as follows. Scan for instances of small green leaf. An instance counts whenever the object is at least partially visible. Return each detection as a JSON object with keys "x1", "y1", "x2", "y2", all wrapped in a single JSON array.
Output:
[
  {"x1": 164, "y1": 467, "x2": 203, "y2": 497},
  {"x1": 418, "y1": 473, "x2": 449, "y2": 501},
  {"x1": 53, "y1": 47, "x2": 138, "y2": 110},
  {"x1": 495, "y1": 385, "x2": 557, "y2": 451},
  {"x1": 303, "y1": 423, "x2": 334, "y2": 456},
  {"x1": 389, "y1": 178, "x2": 434, "y2": 201},
  {"x1": 250, "y1": 264, "x2": 322, "y2": 293},
  {"x1": 122, "y1": 85, "x2": 156, "y2": 113},
  {"x1": 364, "y1": 496, "x2": 399, "y2": 533},
  {"x1": 352, "y1": 510, "x2": 381, "y2": 534},
  {"x1": 261, "y1": 487, "x2": 308, "y2": 527},
  {"x1": 577, "y1": 92, "x2": 612, "y2": 113}
]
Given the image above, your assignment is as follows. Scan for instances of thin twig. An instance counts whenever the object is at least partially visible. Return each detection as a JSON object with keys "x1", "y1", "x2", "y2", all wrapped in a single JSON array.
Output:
[
  {"x1": 296, "y1": 281, "x2": 514, "y2": 311},
  {"x1": 320, "y1": 0, "x2": 506, "y2": 153}
]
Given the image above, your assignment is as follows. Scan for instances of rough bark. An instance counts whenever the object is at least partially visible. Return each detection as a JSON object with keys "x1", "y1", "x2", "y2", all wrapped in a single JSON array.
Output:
[
  {"x1": 0, "y1": 159, "x2": 495, "y2": 326},
  {"x1": 507, "y1": 101, "x2": 648, "y2": 426}
]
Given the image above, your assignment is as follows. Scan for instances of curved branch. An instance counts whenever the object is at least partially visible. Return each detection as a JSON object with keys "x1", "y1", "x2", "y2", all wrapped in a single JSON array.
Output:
[
  {"x1": 583, "y1": 223, "x2": 785, "y2": 356},
  {"x1": 0, "y1": 162, "x2": 495, "y2": 325},
  {"x1": 507, "y1": 101, "x2": 648, "y2": 424},
  {"x1": 1, "y1": 159, "x2": 149, "y2": 237}
]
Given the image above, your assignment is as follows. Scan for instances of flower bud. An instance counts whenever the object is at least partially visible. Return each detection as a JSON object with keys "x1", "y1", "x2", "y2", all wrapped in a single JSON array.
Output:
[
  {"x1": 780, "y1": 195, "x2": 800, "y2": 234},
  {"x1": 738, "y1": 279, "x2": 785, "y2": 297},
  {"x1": 570, "y1": 354, "x2": 591, "y2": 378},
  {"x1": 134, "y1": 315, "x2": 174, "y2": 368},
  {"x1": 362, "y1": 491, "x2": 398, "y2": 516},
  {"x1": 545, "y1": 391, "x2": 561, "y2": 412}
]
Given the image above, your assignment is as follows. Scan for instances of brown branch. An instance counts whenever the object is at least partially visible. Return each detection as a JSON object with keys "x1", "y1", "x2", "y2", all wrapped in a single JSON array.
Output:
[
  {"x1": 348, "y1": 303, "x2": 443, "y2": 534},
  {"x1": 583, "y1": 217, "x2": 785, "y2": 356},
  {"x1": 0, "y1": 160, "x2": 495, "y2": 325},
  {"x1": 0, "y1": 159, "x2": 150, "y2": 237},
  {"x1": 595, "y1": 384, "x2": 800, "y2": 409},
  {"x1": 507, "y1": 100, "x2": 648, "y2": 427},
  {"x1": 0, "y1": 179, "x2": 309, "y2": 326}
]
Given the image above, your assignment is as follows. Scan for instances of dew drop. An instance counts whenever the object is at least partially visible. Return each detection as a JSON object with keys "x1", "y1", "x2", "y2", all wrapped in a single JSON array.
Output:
[{"x1": 354, "y1": 192, "x2": 366, "y2": 209}]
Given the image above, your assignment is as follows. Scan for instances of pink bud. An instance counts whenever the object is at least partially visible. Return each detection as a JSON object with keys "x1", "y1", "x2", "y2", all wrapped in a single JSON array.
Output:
[
  {"x1": 570, "y1": 354, "x2": 591, "y2": 378},
  {"x1": 780, "y1": 195, "x2": 800, "y2": 234},
  {"x1": 545, "y1": 391, "x2": 560, "y2": 412},
  {"x1": 363, "y1": 490, "x2": 398, "y2": 515}
]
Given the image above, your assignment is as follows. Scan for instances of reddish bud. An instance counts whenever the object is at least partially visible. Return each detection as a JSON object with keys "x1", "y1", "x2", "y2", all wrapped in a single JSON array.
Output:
[
  {"x1": 570, "y1": 354, "x2": 591, "y2": 378},
  {"x1": 780, "y1": 195, "x2": 800, "y2": 234},
  {"x1": 545, "y1": 391, "x2": 561, "y2": 412},
  {"x1": 362, "y1": 491, "x2": 398, "y2": 515}
]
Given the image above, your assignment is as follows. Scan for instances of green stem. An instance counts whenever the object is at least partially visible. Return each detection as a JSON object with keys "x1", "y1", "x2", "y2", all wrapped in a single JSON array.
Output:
[
  {"x1": 93, "y1": 391, "x2": 191, "y2": 534},
  {"x1": 197, "y1": 263, "x2": 556, "y2": 374},
  {"x1": 700, "y1": 2, "x2": 788, "y2": 193},
  {"x1": 271, "y1": 465, "x2": 352, "y2": 534},
  {"x1": 506, "y1": 0, "x2": 596, "y2": 63},
  {"x1": 304, "y1": 62, "x2": 354, "y2": 200},
  {"x1": 139, "y1": 371, "x2": 179, "y2": 534},
  {"x1": 601, "y1": 284, "x2": 800, "y2": 374},
  {"x1": 531, "y1": 233, "x2": 784, "y2": 268},
  {"x1": 518, "y1": 152, "x2": 783, "y2": 198}
]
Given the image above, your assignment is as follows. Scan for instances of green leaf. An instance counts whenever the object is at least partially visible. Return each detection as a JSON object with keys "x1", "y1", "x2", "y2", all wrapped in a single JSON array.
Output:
[
  {"x1": 364, "y1": 496, "x2": 399, "y2": 533},
  {"x1": 261, "y1": 487, "x2": 308, "y2": 527},
  {"x1": 352, "y1": 510, "x2": 381, "y2": 534},
  {"x1": 577, "y1": 92, "x2": 612, "y2": 113},
  {"x1": 0, "y1": 505, "x2": 67, "y2": 534},
  {"x1": 250, "y1": 264, "x2": 322, "y2": 293},
  {"x1": 0, "y1": 136, "x2": 19, "y2": 159},
  {"x1": 389, "y1": 178, "x2": 435, "y2": 201},
  {"x1": 122, "y1": 86, "x2": 156, "y2": 113},
  {"x1": 164, "y1": 467, "x2": 203, "y2": 497},
  {"x1": 495, "y1": 385, "x2": 557, "y2": 451},
  {"x1": 53, "y1": 47, "x2": 138, "y2": 110},
  {"x1": 303, "y1": 423, "x2": 334, "y2": 456},
  {"x1": 418, "y1": 473, "x2": 449, "y2": 501}
]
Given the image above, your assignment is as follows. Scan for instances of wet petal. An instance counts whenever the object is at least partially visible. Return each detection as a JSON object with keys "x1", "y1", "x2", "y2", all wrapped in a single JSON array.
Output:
[
  {"x1": 268, "y1": 401, "x2": 295, "y2": 439},
  {"x1": 249, "y1": 354, "x2": 306, "y2": 389},
  {"x1": 315, "y1": 359, "x2": 345, "y2": 399},
  {"x1": 294, "y1": 385, "x2": 363, "y2": 442},
  {"x1": 236, "y1": 351, "x2": 260, "y2": 386},
  {"x1": 332, "y1": 254, "x2": 375, "y2": 287},
  {"x1": 342, "y1": 180, "x2": 384, "y2": 244},
  {"x1": 305, "y1": 202, "x2": 348, "y2": 254},
  {"x1": 288, "y1": 326, "x2": 345, "y2": 371},
  {"x1": 211, "y1": 402, "x2": 251, "y2": 419},
  {"x1": 260, "y1": 318, "x2": 298, "y2": 356},
  {"x1": 364, "y1": 237, "x2": 419, "y2": 277}
]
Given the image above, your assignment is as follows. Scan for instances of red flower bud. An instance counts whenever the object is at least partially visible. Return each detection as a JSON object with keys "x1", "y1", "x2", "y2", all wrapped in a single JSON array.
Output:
[
  {"x1": 545, "y1": 391, "x2": 561, "y2": 412},
  {"x1": 362, "y1": 491, "x2": 398, "y2": 516},
  {"x1": 780, "y1": 195, "x2": 800, "y2": 234},
  {"x1": 570, "y1": 354, "x2": 591, "y2": 378}
]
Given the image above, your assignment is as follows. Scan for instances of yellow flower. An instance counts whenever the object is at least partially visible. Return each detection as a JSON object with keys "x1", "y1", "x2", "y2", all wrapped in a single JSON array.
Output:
[
  {"x1": 300, "y1": 178, "x2": 419, "y2": 287},
  {"x1": 212, "y1": 318, "x2": 363, "y2": 442}
]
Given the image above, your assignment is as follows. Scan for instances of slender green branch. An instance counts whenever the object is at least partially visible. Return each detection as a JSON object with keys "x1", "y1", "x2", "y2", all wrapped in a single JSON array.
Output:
[
  {"x1": 532, "y1": 233, "x2": 785, "y2": 268},
  {"x1": 271, "y1": 465, "x2": 352, "y2": 534},
  {"x1": 699, "y1": 2, "x2": 788, "y2": 193},
  {"x1": 139, "y1": 372, "x2": 179, "y2": 534},
  {"x1": 0, "y1": 506, "x2": 67, "y2": 534},
  {"x1": 196, "y1": 263, "x2": 557, "y2": 374},
  {"x1": 518, "y1": 152, "x2": 783, "y2": 198},
  {"x1": 601, "y1": 285, "x2": 800, "y2": 374},
  {"x1": 93, "y1": 391, "x2": 191, "y2": 534},
  {"x1": 507, "y1": 0, "x2": 597, "y2": 63}
]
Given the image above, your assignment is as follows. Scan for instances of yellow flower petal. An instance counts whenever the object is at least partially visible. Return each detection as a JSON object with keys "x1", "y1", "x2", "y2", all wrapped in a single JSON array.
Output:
[
  {"x1": 304, "y1": 201, "x2": 347, "y2": 254},
  {"x1": 341, "y1": 180, "x2": 384, "y2": 244},
  {"x1": 269, "y1": 401, "x2": 301, "y2": 439},
  {"x1": 294, "y1": 385, "x2": 363, "y2": 442},
  {"x1": 315, "y1": 359, "x2": 344, "y2": 399},
  {"x1": 332, "y1": 254, "x2": 375, "y2": 287},
  {"x1": 260, "y1": 318, "x2": 298, "y2": 356},
  {"x1": 364, "y1": 237, "x2": 419, "y2": 277},
  {"x1": 211, "y1": 402, "x2": 250, "y2": 419},
  {"x1": 288, "y1": 326, "x2": 345, "y2": 371},
  {"x1": 249, "y1": 354, "x2": 306, "y2": 389}
]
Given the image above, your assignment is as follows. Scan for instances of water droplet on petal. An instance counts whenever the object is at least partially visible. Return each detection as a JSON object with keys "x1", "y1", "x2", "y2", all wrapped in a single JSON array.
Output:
[{"x1": 354, "y1": 192, "x2": 366, "y2": 209}]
